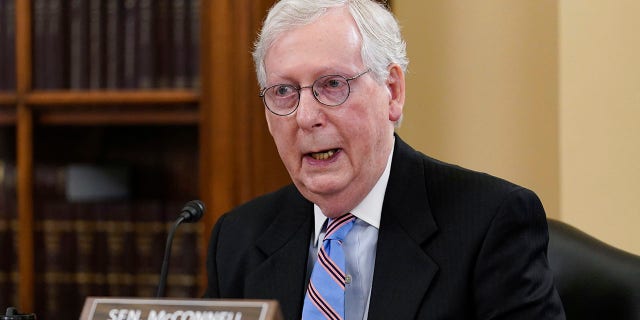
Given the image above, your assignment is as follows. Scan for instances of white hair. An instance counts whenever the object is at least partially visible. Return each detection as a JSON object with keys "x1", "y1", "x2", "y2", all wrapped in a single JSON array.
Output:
[{"x1": 252, "y1": 0, "x2": 408, "y2": 88}]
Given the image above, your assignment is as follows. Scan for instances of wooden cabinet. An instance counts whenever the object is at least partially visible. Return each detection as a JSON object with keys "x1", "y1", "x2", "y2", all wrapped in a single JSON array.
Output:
[{"x1": 0, "y1": 0, "x2": 288, "y2": 315}]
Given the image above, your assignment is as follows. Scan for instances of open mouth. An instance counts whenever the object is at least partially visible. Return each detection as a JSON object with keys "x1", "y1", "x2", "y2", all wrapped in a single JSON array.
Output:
[{"x1": 308, "y1": 148, "x2": 341, "y2": 160}]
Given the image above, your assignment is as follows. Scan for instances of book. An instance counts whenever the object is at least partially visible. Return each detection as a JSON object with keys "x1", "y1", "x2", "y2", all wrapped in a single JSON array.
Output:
[
  {"x1": 28, "y1": 165, "x2": 199, "y2": 314},
  {"x1": 172, "y1": 0, "x2": 187, "y2": 88},
  {"x1": 74, "y1": 203, "x2": 100, "y2": 307},
  {"x1": 5, "y1": 0, "x2": 15, "y2": 91},
  {"x1": 154, "y1": 0, "x2": 173, "y2": 88},
  {"x1": 0, "y1": 0, "x2": 6, "y2": 91},
  {"x1": 133, "y1": 200, "x2": 166, "y2": 297},
  {"x1": 0, "y1": 160, "x2": 18, "y2": 308},
  {"x1": 32, "y1": 0, "x2": 47, "y2": 89},
  {"x1": 105, "y1": 0, "x2": 123, "y2": 89},
  {"x1": 101, "y1": 202, "x2": 137, "y2": 297},
  {"x1": 88, "y1": 0, "x2": 104, "y2": 89},
  {"x1": 187, "y1": 0, "x2": 200, "y2": 89},
  {"x1": 45, "y1": 0, "x2": 66, "y2": 89},
  {"x1": 0, "y1": 0, "x2": 17, "y2": 91},
  {"x1": 122, "y1": 0, "x2": 139, "y2": 88},
  {"x1": 33, "y1": 200, "x2": 79, "y2": 318},
  {"x1": 69, "y1": 0, "x2": 89, "y2": 89},
  {"x1": 137, "y1": 0, "x2": 155, "y2": 89}
]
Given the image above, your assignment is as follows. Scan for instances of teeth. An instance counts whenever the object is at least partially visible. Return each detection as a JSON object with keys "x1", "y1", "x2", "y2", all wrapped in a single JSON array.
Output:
[{"x1": 310, "y1": 149, "x2": 336, "y2": 160}]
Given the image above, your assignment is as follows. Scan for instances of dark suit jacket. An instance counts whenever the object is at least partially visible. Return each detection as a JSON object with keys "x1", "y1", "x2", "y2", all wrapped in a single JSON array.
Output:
[{"x1": 204, "y1": 136, "x2": 565, "y2": 319}]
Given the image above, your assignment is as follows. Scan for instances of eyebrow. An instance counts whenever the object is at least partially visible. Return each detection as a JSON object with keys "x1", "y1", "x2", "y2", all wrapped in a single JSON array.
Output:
[{"x1": 265, "y1": 68, "x2": 357, "y2": 87}]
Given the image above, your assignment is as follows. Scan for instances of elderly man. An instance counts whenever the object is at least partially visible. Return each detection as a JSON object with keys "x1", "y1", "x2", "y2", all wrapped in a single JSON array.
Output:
[{"x1": 204, "y1": 0, "x2": 565, "y2": 319}]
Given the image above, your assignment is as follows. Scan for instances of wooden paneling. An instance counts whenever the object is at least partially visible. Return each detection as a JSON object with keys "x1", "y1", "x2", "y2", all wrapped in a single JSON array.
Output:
[
  {"x1": 199, "y1": 0, "x2": 289, "y2": 294},
  {"x1": 15, "y1": 0, "x2": 35, "y2": 312}
]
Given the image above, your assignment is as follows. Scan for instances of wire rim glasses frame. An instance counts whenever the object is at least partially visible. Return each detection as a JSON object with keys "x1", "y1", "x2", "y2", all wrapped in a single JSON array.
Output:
[{"x1": 259, "y1": 69, "x2": 372, "y2": 116}]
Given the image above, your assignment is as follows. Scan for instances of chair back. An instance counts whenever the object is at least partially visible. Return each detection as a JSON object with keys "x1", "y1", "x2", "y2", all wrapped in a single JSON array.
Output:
[{"x1": 547, "y1": 219, "x2": 640, "y2": 320}]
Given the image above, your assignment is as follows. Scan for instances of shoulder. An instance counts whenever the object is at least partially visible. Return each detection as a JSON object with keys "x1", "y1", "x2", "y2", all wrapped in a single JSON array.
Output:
[
  {"x1": 427, "y1": 153, "x2": 541, "y2": 218},
  {"x1": 423, "y1": 153, "x2": 526, "y2": 201},
  {"x1": 394, "y1": 136, "x2": 543, "y2": 223},
  {"x1": 395, "y1": 136, "x2": 528, "y2": 202},
  {"x1": 217, "y1": 184, "x2": 307, "y2": 229},
  {"x1": 211, "y1": 184, "x2": 313, "y2": 246}
]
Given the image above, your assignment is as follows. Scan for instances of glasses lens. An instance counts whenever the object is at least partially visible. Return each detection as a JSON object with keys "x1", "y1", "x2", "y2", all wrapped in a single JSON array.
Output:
[
  {"x1": 264, "y1": 84, "x2": 299, "y2": 115},
  {"x1": 313, "y1": 75, "x2": 350, "y2": 106}
]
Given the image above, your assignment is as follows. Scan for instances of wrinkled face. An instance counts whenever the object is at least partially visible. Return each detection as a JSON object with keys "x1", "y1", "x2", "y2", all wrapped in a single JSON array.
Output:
[{"x1": 263, "y1": 7, "x2": 404, "y2": 217}]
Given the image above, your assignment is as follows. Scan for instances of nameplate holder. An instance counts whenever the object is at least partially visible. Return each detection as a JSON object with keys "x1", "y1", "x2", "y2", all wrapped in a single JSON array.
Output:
[{"x1": 79, "y1": 297, "x2": 283, "y2": 320}]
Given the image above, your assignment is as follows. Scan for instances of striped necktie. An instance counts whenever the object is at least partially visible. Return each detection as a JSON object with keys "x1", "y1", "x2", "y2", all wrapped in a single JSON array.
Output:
[{"x1": 302, "y1": 213, "x2": 356, "y2": 320}]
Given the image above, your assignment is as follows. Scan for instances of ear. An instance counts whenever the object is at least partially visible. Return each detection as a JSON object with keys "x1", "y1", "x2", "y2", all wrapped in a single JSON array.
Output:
[{"x1": 386, "y1": 64, "x2": 405, "y2": 123}]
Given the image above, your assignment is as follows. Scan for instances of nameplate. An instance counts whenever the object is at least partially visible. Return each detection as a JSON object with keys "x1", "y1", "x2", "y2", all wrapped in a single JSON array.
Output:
[{"x1": 79, "y1": 297, "x2": 283, "y2": 320}]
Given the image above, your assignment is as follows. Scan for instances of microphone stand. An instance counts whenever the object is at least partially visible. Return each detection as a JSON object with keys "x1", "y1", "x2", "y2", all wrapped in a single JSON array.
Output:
[
  {"x1": 156, "y1": 215, "x2": 186, "y2": 298},
  {"x1": 156, "y1": 200, "x2": 205, "y2": 297}
]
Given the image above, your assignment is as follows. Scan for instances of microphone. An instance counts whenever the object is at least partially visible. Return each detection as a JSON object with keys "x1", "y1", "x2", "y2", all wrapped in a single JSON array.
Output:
[
  {"x1": 179, "y1": 199, "x2": 205, "y2": 223},
  {"x1": 156, "y1": 200, "x2": 206, "y2": 297}
]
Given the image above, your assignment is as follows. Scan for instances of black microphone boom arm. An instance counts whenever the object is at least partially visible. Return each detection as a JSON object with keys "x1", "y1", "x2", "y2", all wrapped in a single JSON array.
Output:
[{"x1": 156, "y1": 200, "x2": 206, "y2": 297}]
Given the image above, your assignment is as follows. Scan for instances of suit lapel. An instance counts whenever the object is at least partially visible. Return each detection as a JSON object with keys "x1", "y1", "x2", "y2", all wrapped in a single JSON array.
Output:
[
  {"x1": 368, "y1": 137, "x2": 440, "y2": 319},
  {"x1": 245, "y1": 189, "x2": 313, "y2": 320}
]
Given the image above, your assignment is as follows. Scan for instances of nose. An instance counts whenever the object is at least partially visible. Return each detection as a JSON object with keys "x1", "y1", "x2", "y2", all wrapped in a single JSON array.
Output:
[{"x1": 295, "y1": 86, "x2": 325, "y2": 130}]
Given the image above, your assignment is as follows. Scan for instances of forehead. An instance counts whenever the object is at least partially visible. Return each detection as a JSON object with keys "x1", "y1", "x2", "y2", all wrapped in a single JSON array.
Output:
[{"x1": 264, "y1": 7, "x2": 364, "y2": 79}]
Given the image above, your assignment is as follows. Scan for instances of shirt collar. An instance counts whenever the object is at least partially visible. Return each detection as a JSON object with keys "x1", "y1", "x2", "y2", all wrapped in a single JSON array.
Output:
[{"x1": 313, "y1": 138, "x2": 395, "y2": 245}]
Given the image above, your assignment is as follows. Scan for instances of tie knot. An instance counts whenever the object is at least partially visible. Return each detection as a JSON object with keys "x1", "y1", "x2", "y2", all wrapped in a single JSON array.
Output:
[{"x1": 324, "y1": 213, "x2": 355, "y2": 241}]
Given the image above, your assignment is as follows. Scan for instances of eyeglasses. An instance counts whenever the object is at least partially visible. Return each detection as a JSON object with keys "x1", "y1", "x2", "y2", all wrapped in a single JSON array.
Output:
[{"x1": 259, "y1": 69, "x2": 371, "y2": 116}]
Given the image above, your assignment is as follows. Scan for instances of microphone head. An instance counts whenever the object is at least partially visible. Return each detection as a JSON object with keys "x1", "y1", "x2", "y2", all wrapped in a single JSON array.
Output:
[{"x1": 180, "y1": 200, "x2": 205, "y2": 223}]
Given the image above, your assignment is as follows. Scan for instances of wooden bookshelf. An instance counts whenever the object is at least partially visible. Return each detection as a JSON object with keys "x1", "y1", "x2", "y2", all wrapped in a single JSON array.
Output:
[
  {"x1": 2, "y1": 0, "x2": 291, "y2": 316},
  {"x1": 36, "y1": 109, "x2": 199, "y2": 125},
  {"x1": 0, "y1": 113, "x2": 16, "y2": 126},
  {"x1": 0, "y1": 93, "x2": 17, "y2": 105},
  {"x1": 25, "y1": 90, "x2": 199, "y2": 106},
  {"x1": 0, "y1": 101, "x2": 17, "y2": 125}
]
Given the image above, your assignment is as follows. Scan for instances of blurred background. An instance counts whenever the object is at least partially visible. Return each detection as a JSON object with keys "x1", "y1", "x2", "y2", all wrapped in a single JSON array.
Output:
[
  {"x1": 0, "y1": 0, "x2": 638, "y2": 318},
  {"x1": 395, "y1": 0, "x2": 640, "y2": 256}
]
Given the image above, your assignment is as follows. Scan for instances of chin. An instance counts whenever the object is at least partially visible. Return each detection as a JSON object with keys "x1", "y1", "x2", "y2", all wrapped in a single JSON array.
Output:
[{"x1": 298, "y1": 179, "x2": 345, "y2": 200}]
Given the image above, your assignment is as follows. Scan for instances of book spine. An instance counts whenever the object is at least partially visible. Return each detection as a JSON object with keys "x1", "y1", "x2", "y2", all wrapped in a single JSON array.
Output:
[
  {"x1": 187, "y1": 0, "x2": 200, "y2": 89},
  {"x1": 137, "y1": 0, "x2": 154, "y2": 88},
  {"x1": 155, "y1": 0, "x2": 172, "y2": 88},
  {"x1": 122, "y1": 0, "x2": 139, "y2": 88},
  {"x1": 133, "y1": 200, "x2": 165, "y2": 297},
  {"x1": 172, "y1": 0, "x2": 187, "y2": 88},
  {"x1": 0, "y1": 161, "x2": 18, "y2": 307},
  {"x1": 32, "y1": 0, "x2": 47, "y2": 89},
  {"x1": 5, "y1": 0, "x2": 16, "y2": 91},
  {"x1": 34, "y1": 201, "x2": 77, "y2": 318},
  {"x1": 88, "y1": 0, "x2": 104, "y2": 89},
  {"x1": 104, "y1": 202, "x2": 136, "y2": 296},
  {"x1": 45, "y1": 0, "x2": 65, "y2": 89},
  {"x1": 87, "y1": 203, "x2": 110, "y2": 296},
  {"x1": 69, "y1": 0, "x2": 89, "y2": 89},
  {"x1": 0, "y1": 0, "x2": 17, "y2": 91},
  {"x1": 74, "y1": 206, "x2": 97, "y2": 304},
  {"x1": 0, "y1": 0, "x2": 6, "y2": 91},
  {"x1": 105, "y1": 0, "x2": 122, "y2": 89}
]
